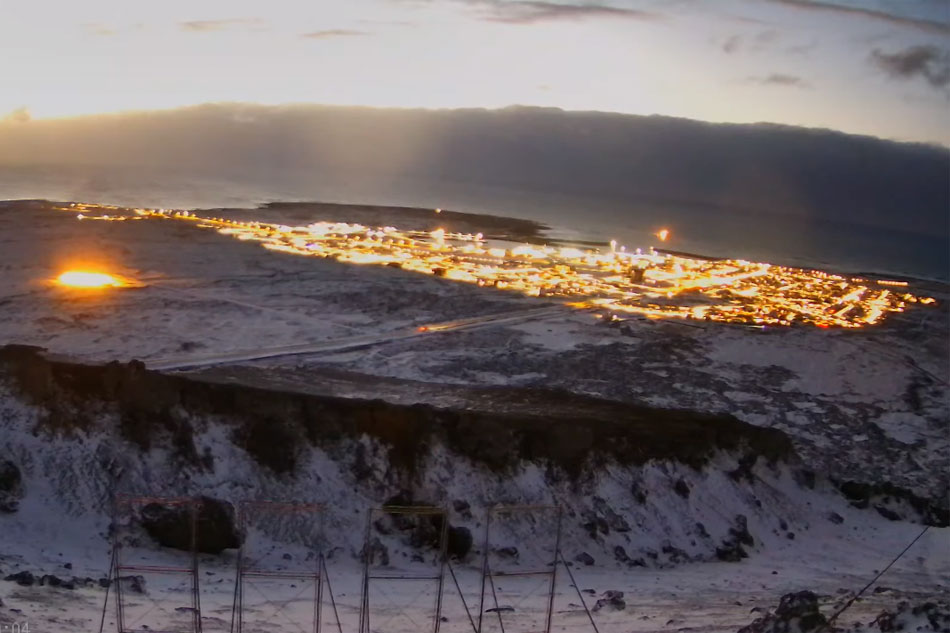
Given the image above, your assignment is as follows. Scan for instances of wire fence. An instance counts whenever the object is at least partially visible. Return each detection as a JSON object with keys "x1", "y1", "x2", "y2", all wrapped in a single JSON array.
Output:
[{"x1": 97, "y1": 495, "x2": 935, "y2": 633}]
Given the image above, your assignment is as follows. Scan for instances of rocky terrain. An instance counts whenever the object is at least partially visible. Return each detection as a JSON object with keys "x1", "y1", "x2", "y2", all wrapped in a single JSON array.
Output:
[
  {"x1": 0, "y1": 199, "x2": 946, "y2": 631},
  {"x1": 0, "y1": 344, "x2": 947, "y2": 631}
]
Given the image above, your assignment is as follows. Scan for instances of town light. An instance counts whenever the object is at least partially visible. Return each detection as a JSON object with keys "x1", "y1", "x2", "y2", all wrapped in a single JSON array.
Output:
[{"x1": 65, "y1": 205, "x2": 937, "y2": 329}]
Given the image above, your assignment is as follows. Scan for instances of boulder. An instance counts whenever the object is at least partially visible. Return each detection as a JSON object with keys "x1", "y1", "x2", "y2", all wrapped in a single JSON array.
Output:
[
  {"x1": 4, "y1": 571, "x2": 34, "y2": 586},
  {"x1": 613, "y1": 546, "x2": 630, "y2": 564},
  {"x1": 140, "y1": 497, "x2": 241, "y2": 554},
  {"x1": 593, "y1": 590, "x2": 626, "y2": 612},
  {"x1": 447, "y1": 526, "x2": 473, "y2": 560},
  {"x1": 53, "y1": 576, "x2": 76, "y2": 590},
  {"x1": 40, "y1": 574, "x2": 66, "y2": 588},
  {"x1": 738, "y1": 591, "x2": 827, "y2": 633},
  {"x1": 716, "y1": 541, "x2": 747, "y2": 562},
  {"x1": 673, "y1": 478, "x2": 691, "y2": 499}
]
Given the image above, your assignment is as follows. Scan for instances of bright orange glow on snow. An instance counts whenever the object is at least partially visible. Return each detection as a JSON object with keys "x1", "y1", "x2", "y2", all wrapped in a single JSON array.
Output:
[{"x1": 56, "y1": 271, "x2": 124, "y2": 289}]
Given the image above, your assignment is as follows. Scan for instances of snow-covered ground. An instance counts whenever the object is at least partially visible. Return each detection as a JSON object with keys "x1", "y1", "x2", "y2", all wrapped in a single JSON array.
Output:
[
  {"x1": 0, "y1": 200, "x2": 947, "y2": 631},
  {"x1": 0, "y1": 377, "x2": 947, "y2": 632}
]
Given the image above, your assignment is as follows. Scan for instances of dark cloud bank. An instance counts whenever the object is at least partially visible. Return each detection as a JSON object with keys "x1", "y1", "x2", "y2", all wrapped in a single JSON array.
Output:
[{"x1": 0, "y1": 104, "x2": 946, "y2": 238}]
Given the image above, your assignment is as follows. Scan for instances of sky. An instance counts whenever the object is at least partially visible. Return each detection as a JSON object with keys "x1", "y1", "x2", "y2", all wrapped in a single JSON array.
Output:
[{"x1": 1, "y1": 0, "x2": 949, "y2": 145}]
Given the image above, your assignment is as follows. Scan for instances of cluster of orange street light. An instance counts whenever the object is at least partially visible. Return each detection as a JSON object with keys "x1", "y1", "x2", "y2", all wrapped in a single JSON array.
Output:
[{"x1": 66, "y1": 203, "x2": 935, "y2": 328}]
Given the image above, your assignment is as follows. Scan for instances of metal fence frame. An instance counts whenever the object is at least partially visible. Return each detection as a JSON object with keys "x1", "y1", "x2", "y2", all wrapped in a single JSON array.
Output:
[
  {"x1": 358, "y1": 505, "x2": 449, "y2": 633},
  {"x1": 113, "y1": 495, "x2": 203, "y2": 633},
  {"x1": 477, "y1": 504, "x2": 562, "y2": 633},
  {"x1": 104, "y1": 497, "x2": 597, "y2": 633},
  {"x1": 232, "y1": 499, "x2": 334, "y2": 633}
]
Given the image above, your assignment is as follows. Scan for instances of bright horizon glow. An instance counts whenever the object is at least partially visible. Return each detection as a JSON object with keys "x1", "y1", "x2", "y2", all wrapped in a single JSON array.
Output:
[{"x1": 2, "y1": 0, "x2": 949, "y2": 144}]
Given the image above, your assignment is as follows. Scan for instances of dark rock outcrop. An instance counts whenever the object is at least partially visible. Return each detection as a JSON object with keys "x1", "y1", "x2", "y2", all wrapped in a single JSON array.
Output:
[
  {"x1": 447, "y1": 526, "x2": 473, "y2": 560},
  {"x1": 593, "y1": 590, "x2": 626, "y2": 612},
  {"x1": 96, "y1": 575, "x2": 145, "y2": 593},
  {"x1": 0, "y1": 345, "x2": 796, "y2": 479},
  {"x1": 4, "y1": 571, "x2": 34, "y2": 586},
  {"x1": 836, "y1": 480, "x2": 949, "y2": 527},
  {"x1": 673, "y1": 478, "x2": 691, "y2": 499},
  {"x1": 872, "y1": 600, "x2": 950, "y2": 632},
  {"x1": 631, "y1": 482, "x2": 648, "y2": 504},
  {"x1": 452, "y1": 500, "x2": 472, "y2": 519},
  {"x1": 613, "y1": 545, "x2": 630, "y2": 564},
  {"x1": 738, "y1": 591, "x2": 827, "y2": 633},
  {"x1": 119, "y1": 575, "x2": 146, "y2": 594},
  {"x1": 0, "y1": 460, "x2": 23, "y2": 513},
  {"x1": 140, "y1": 497, "x2": 241, "y2": 554},
  {"x1": 581, "y1": 511, "x2": 609, "y2": 540},
  {"x1": 716, "y1": 514, "x2": 754, "y2": 562},
  {"x1": 39, "y1": 574, "x2": 80, "y2": 590}
]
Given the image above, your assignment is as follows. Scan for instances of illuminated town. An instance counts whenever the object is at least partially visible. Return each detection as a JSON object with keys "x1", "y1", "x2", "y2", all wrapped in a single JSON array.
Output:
[{"x1": 66, "y1": 203, "x2": 935, "y2": 329}]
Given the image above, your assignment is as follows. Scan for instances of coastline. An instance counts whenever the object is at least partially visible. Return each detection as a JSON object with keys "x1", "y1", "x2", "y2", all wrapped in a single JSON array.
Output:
[{"x1": 3, "y1": 196, "x2": 948, "y2": 286}]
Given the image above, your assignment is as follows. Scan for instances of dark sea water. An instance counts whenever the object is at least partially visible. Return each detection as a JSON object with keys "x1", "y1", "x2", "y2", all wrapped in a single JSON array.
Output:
[{"x1": 1, "y1": 164, "x2": 947, "y2": 281}]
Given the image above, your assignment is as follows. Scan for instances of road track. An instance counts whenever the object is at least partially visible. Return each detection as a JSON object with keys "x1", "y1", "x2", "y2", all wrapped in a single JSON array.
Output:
[{"x1": 147, "y1": 304, "x2": 567, "y2": 371}]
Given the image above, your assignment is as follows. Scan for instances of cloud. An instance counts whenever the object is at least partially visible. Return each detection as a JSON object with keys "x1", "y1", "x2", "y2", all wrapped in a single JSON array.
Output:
[
  {"x1": 763, "y1": 0, "x2": 950, "y2": 34},
  {"x1": 747, "y1": 73, "x2": 811, "y2": 88},
  {"x1": 1, "y1": 107, "x2": 31, "y2": 124},
  {"x1": 358, "y1": 19, "x2": 415, "y2": 27},
  {"x1": 179, "y1": 18, "x2": 266, "y2": 32},
  {"x1": 468, "y1": 1, "x2": 657, "y2": 25},
  {"x1": 301, "y1": 29, "x2": 369, "y2": 39},
  {"x1": 720, "y1": 30, "x2": 778, "y2": 54},
  {"x1": 786, "y1": 39, "x2": 817, "y2": 55},
  {"x1": 870, "y1": 46, "x2": 950, "y2": 89}
]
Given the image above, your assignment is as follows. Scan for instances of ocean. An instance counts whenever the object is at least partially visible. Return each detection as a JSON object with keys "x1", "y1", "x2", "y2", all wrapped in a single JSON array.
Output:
[{"x1": 1, "y1": 164, "x2": 946, "y2": 282}]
